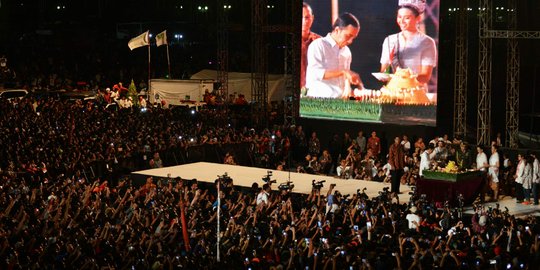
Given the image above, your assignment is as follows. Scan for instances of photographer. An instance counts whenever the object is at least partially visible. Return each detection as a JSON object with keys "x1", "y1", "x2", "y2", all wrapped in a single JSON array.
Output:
[{"x1": 256, "y1": 183, "x2": 271, "y2": 206}]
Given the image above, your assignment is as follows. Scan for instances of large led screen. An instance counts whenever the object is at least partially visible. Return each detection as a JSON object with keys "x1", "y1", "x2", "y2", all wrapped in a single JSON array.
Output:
[{"x1": 300, "y1": 0, "x2": 439, "y2": 126}]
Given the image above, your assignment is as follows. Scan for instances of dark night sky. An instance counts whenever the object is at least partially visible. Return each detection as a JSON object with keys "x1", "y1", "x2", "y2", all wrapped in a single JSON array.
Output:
[{"x1": 1, "y1": 0, "x2": 540, "y2": 135}]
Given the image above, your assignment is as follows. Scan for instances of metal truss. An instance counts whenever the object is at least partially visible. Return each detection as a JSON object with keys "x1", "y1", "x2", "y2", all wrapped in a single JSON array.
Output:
[
  {"x1": 453, "y1": 0, "x2": 468, "y2": 140},
  {"x1": 475, "y1": 0, "x2": 540, "y2": 147},
  {"x1": 477, "y1": 0, "x2": 492, "y2": 146},
  {"x1": 283, "y1": 0, "x2": 300, "y2": 126},
  {"x1": 484, "y1": 30, "x2": 540, "y2": 39},
  {"x1": 217, "y1": 0, "x2": 229, "y2": 112},
  {"x1": 505, "y1": 0, "x2": 520, "y2": 148},
  {"x1": 251, "y1": 0, "x2": 269, "y2": 128}
]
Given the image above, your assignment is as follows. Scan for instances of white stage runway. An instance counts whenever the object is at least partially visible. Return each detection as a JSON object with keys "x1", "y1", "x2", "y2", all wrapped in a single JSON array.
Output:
[
  {"x1": 132, "y1": 162, "x2": 540, "y2": 217},
  {"x1": 132, "y1": 162, "x2": 413, "y2": 201}
]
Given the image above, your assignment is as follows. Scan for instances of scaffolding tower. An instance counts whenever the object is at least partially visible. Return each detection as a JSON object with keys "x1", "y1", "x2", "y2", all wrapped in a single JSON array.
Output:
[
  {"x1": 475, "y1": 0, "x2": 540, "y2": 147},
  {"x1": 477, "y1": 0, "x2": 492, "y2": 146},
  {"x1": 283, "y1": 0, "x2": 300, "y2": 126},
  {"x1": 453, "y1": 0, "x2": 468, "y2": 140},
  {"x1": 216, "y1": 0, "x2": 229, "y2": 112},
  {"x1": 505, "y1": 0, "x2": 519, "y2": 148},
  {"x1": 251, "y1": 0, "x2": 269, "y2": 128}
]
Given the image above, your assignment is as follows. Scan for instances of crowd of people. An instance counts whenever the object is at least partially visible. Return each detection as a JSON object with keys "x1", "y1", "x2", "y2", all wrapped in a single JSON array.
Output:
[{"x1": 1, "y1": 93, "x2": 540, "y2": 269}]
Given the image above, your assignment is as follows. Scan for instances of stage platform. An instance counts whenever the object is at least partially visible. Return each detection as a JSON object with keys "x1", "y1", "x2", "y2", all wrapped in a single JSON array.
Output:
[
  {"x1": 131, "y1": 162, "x2": 412, "y2": 200},
  {"x1": 131, "y1": 162, "x2": 540, "y2": 217},
  {"x1": 463, "y1": 195, "x2": 540, "y2": 217}
]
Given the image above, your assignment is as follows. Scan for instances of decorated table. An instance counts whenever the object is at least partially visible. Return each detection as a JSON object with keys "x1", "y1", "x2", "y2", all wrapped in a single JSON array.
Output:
[{"x1": 417, "y1": 170, "x2": 485, "y2": 206}]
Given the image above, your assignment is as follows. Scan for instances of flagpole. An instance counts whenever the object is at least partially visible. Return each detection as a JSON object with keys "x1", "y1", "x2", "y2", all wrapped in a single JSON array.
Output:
[
  {"x1": 148, "y1": 44, "x2": 151, "y2": 88},
  {"x1": 166, "y1": 44, "x2": 172, "y2": 79}
]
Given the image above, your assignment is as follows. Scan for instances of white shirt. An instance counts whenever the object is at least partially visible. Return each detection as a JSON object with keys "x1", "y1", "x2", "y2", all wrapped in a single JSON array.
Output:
[
  {"x1": 503, "y1": 158, "x2": 510, "y2": 168},
  {"x1": 401, "y1": 140, "x2": 411, "y2": 152},
  {"x1": 406, "y1": 213, "x2": 421, "y2": 229},
  {"x1": 533, "y1": 158, "x2": 540, "y2": 184},
  {"x1": 476, "y1": 152, "x2": 488, "y2": 171},
  {"x1": 516, "y1": 161, "x2": 533, "y2": 189},
  {"x1": 488, "y1": 152, "x2": 500, "y2": 183},
  {"x1": 380, "y1": 32, "x2": 437, "y2": 91},
  {"x1": 419, "y1": 150, "x2": 431, "y2": 176},
  {"x1": 382, "y1": 163, "x2": 392, "y2": 176},
  {"x1": 256, "y1": 191, "x2": 269, "y2": 205},
  {"x1": 306, "y1": 34, "x2": 352, "y2": 98}
]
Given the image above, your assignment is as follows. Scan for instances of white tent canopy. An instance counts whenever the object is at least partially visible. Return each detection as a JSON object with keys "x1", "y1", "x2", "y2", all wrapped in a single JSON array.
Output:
[{"x1": 190, "y1": 69, "x2": 288, "y2": 102}]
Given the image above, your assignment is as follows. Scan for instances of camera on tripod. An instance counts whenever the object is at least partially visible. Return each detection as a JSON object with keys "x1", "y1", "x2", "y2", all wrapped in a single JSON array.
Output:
[
  {"x1": 278, "y1": 181, "x2": 295, "y2": 191},
  {"x1": 312, "y1": 180, "x2": 325, "y2": 190},
  {"x1": 262, "y1": 171, "x2": 276, "y2": 184},
  {"x1": 356, "y1": 187, "x2": 368, "y2": 199},
  {"x1": 217, "y1": 172, "x2": 233, "y2": 184}
]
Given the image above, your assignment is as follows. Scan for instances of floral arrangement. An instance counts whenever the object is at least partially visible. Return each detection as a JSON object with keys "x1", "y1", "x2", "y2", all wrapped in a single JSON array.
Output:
[{"x1": 442, "y1": 161, "x2": 459, "y2": 173}]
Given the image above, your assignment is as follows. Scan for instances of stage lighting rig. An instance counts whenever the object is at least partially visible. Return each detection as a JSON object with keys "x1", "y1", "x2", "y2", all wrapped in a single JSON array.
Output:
[{"x1": 262, "y1": 171, "x2": 276, "y2": 184}]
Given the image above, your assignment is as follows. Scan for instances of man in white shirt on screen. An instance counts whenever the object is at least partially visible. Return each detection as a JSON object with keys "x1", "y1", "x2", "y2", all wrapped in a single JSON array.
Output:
[{"x1": 305, "y1": 13, "x2": 363, "y2": 98}]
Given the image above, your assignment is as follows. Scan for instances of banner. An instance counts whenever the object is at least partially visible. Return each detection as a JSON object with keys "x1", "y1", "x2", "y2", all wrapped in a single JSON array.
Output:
[
  {"x1": 128, "y1": 31, "x2": 149, "y2": 50},
  {"x1": 156, "y1": 30, "x2": 168, "y2": 47}
]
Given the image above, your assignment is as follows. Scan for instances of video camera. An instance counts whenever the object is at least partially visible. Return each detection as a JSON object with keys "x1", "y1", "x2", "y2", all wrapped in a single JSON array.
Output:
[
  {"x1": 217, "y1": 172, "x2": 233, "y2": 184},
  {"x1": 262, "y1": 171, "x2": 276, "y2": 184},
  {"x1": 408, "y1": 185, "x2": 417, "y2": 195},
  {"x1": 312, "y1": 180, "x2": 325, "y2": 190},
  {"x1": 356, "y1": 188, "x2": 368, "y2": 199},
  {"x1": 278, "y1": 181, "x2": 295, "y2": 191}
]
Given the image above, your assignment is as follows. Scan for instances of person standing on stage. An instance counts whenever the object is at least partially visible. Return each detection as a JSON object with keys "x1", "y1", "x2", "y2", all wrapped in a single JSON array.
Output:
[
  {"x1": 475, "y1": 145, "x2": 489, "y2": 203},
  {"x1": 388, "y1": 136, "x2": 405, "y2": 194},
  {"x1": 531, "y1": 153, "x2": 540, "y2": 205},
  {"x1": 515, "y1": 154, "x2": 533, "y2": 205},
  {"x1": 355, "y1": 130, "x2": 367, "y2": 154},
  {"x1": 367, "y1": 131, "x2": 381, "y2": 159},
  {"x1": 419, "y1": 144, "x2": 434, "y2": 177},
  {"x1": 475, "y1": 146, "x2": 488, "y2": 171},
  {"x1": 401, "y1": 134, "x2": 411, "y2": 155},
  {"x1": 455, "y1": 142, "x2": 472, "y2": 169},
  {"x1": 301, "y1": 3, "x2": 321, "y2": 89},
  {"x1": 488, "y1": 145, "x2": 500, "y2": 202}
]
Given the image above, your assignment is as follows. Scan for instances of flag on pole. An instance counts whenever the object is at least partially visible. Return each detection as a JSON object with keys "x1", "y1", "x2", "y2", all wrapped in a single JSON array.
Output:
[
  {"x1": 155, "y1": 30, "x2": 168, "y2": 47},
  {"x1": 128, "y1": 31, "x2": 150, "y2": 50}
]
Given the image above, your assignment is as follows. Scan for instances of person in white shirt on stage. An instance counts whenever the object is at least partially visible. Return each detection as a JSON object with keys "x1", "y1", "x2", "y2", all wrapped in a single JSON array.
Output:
[
  {"x1": 515, "y1": 153, "x2": 532, "y2": 204},
  {"x1": 475, "y1": 145, "x2": 489, "y2": 202},
  {"x1": 475, "y1": 146, "x2": 488, "y2": 171},
  {"x1": 401, "y1": 134, "x2": 411, "y2": 154},
  {"x1": 419, "y1": 144, "x2": 434, "y2": 177},
  {"x1": 531, "y1": 153, "x2": 540, "y2": 205},
  {"x1": 488, "y1": 145, "x2": 500, "y2": 201}
]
